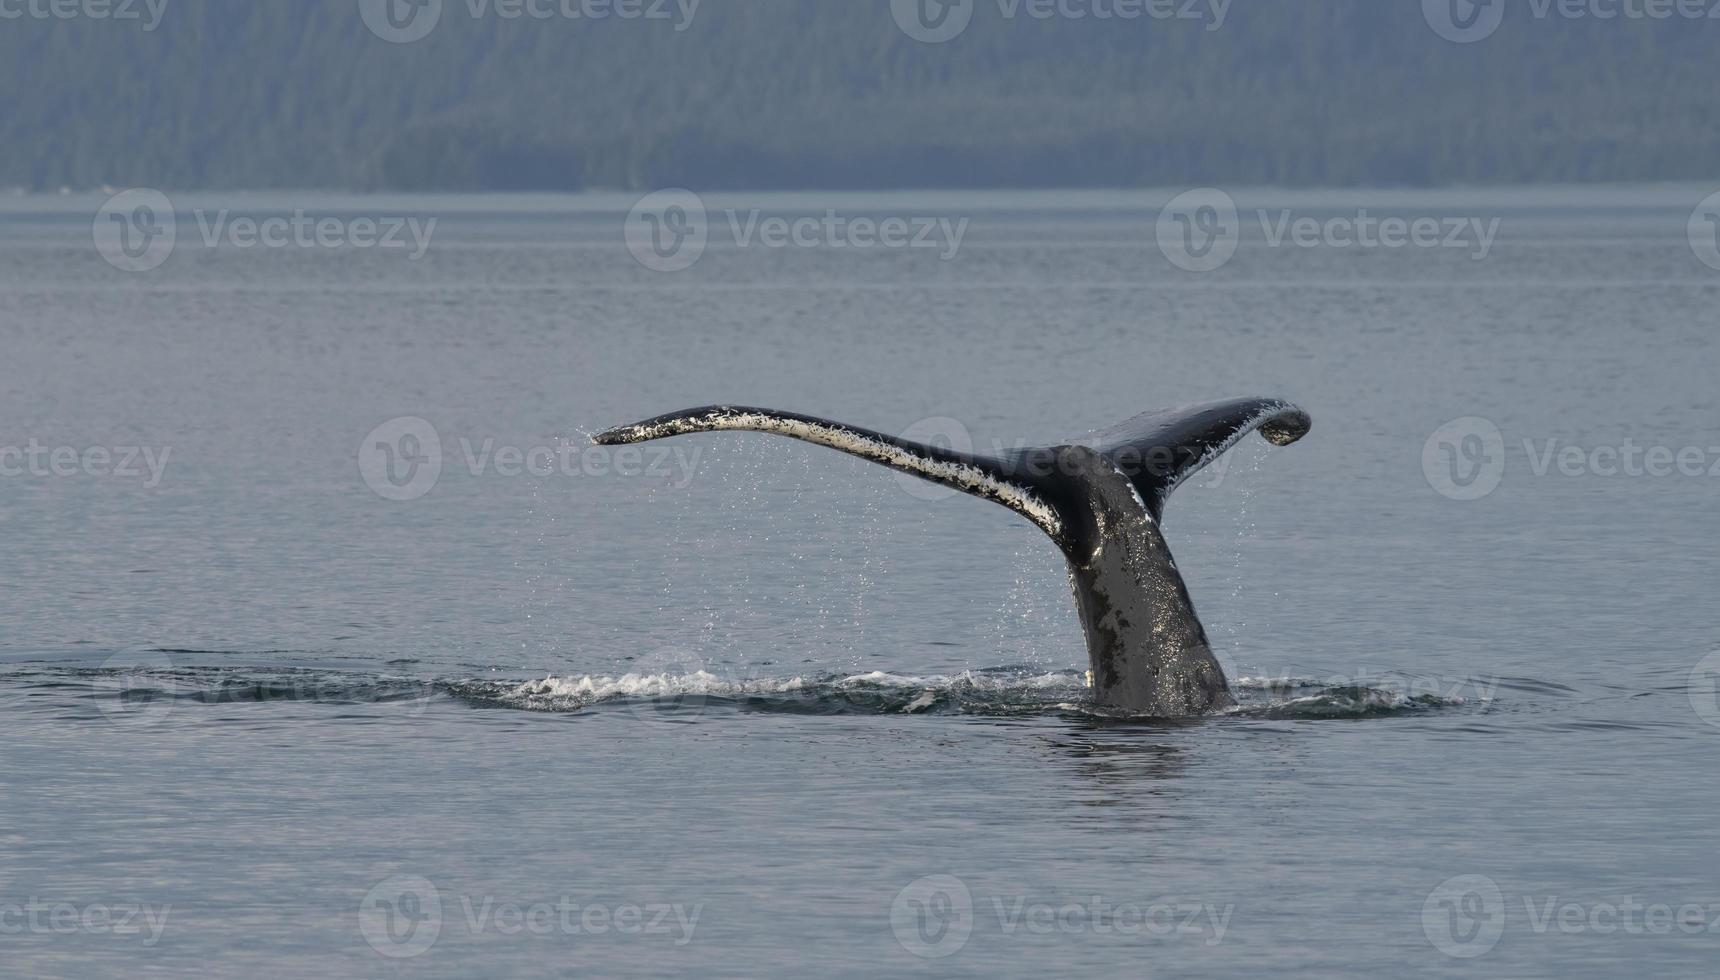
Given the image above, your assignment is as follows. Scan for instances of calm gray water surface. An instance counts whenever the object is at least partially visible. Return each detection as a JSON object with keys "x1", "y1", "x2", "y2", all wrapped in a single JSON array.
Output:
[{"x1": 1, "y1": 188, "x2": 1717, "y2": 977}]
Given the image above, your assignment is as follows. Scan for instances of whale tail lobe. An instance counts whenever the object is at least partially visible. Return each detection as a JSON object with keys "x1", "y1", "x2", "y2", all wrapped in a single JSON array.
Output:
[{"x1": 593, "y1": 405, "x2": 1069, "y2": 540}]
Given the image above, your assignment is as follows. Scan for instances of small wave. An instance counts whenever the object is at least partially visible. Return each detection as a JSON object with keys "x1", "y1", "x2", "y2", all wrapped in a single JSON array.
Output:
[
  {"x1": 1232, "y1": 675, "x2": 1330, "y2": 692},
  {"x1": 832, "y1": 669, "x2": 1083, "y2": 692},
  {"x1": 1228, "y1": 685, "x2": 1465, "y2": 720},
  {"x1": 2, "y1": 664, "x2": 438, "y2": 710},
  {"x1": 511, "y1": 671, "x2": 811, "y2": 702}
]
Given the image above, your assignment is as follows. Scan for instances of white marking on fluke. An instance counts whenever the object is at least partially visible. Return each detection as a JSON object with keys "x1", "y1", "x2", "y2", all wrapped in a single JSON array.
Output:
[{"x1": 598, "y1": 408, "x2": 1065, "y2": 539}]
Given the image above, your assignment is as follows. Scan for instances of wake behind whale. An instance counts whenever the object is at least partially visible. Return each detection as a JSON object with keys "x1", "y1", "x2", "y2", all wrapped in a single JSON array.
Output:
[{"x1": 594, "y1": 398, "x2": 1312, "y2": 717}]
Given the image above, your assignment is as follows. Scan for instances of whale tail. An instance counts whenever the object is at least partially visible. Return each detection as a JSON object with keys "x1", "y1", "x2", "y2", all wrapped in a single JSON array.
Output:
[{"x1": 593, "y1": 398, "x2": 1311, "y2": 716}]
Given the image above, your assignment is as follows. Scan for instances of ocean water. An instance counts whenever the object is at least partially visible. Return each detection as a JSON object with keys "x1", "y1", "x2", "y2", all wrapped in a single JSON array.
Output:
[{"x1": 0, "y1": 187, "x2": 1716, "y2": 977}]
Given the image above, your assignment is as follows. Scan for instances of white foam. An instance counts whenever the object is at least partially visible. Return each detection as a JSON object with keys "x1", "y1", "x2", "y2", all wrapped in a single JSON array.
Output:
[
  {"x1": 1232, "y1": 675, "x2": 1326, "y2": 690},
  {"x1": 834, "y1": 669, "x2": 1085, "y2": 691},
  {"x1": 509, "y1": 671, "x2": 808, "y2": 703},
  {"x1": 902, "y1": 692, "x2": 938, "y2": 713},
  {"x1": 506, "y1": 668, "x2": 1085, "y2": 706}
]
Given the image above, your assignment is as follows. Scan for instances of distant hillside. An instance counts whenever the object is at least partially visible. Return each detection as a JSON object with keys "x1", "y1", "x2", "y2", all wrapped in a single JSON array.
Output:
[{"x1": 2, "y1": 0, "x2": 1717, "y2": 191}]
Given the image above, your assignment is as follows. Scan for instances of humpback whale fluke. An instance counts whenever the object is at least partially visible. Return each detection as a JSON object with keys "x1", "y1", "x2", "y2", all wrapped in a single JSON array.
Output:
[{"x1": 593, "y1": 398, "x2": 1311, "y2": 717}]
